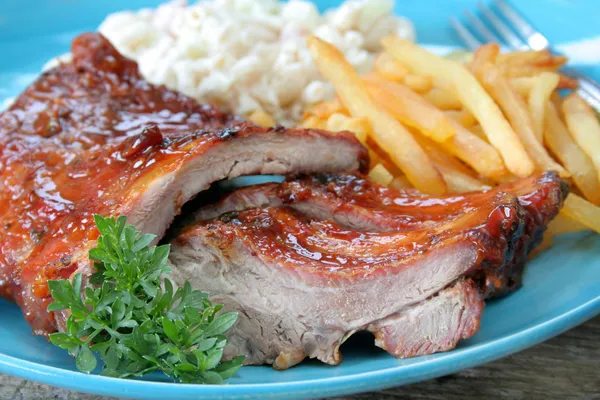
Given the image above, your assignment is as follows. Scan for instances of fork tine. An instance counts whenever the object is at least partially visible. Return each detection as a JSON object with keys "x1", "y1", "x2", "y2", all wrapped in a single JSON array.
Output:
[
  {"x1": 493, "y1": 0, "x2": 550, "y2": 50},
  {"x1": 477, "y1": 1, "x2": 527, "y2": 50},
  {"x1": 450, "y1": 17, "x2": 482, "y2": 51},
  {"x1": 463, "y1": 10, "x2": 500, "y2": 44}
]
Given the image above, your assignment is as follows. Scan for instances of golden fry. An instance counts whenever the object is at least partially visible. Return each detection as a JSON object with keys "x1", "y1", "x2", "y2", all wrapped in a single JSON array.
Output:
[
  {"x1": 532, "y1": 54, "x2": 568, "y2": 69},
  {"x1": 368, "y1": 163, "x2": 394, "y2": 186},
  {"x1": 562, "y1": 194, "x2": 600, "y2": 233},
  {"x1": 403, "y1": 73, "x2": 433, "y2": 93},
  {"x1": 436, "y1": 164, "x2": 491, "y2": 193},
  {"x1": 548, "y1": 211, "x2": 589, "y2": 235},
  {"x1": 557, "y1": 74, "x2": 579, "y2": 90},
  {"x1": 469, "y1": 43, "x2": 499, "y2": 74},
  {"x1": 468, "y1": 124, "x2": 487, "y2": 140},
  {"x1": 528, "y1": 72, "x2": 560, "y2": 142},
  {"x1": 497, "y1": 50, "x2": 551, "y2": 65},
  {"x1": 248, "y1": 109, "x2": 276, "y2": 127},
  {"x1": 413, "y1": 134, "x2": 489, "y2": 193},
  {"x1": 374, "y1": 52, "x2": 409, "y2": 82},
  {"x1": 308, "y1": 36, "x2": 446, "y2": 194},
  {"x1": 473, "y1": 63, "x2": 567, "y2": 176},
  {"x1": 324, "y1": 113, "x2": 371, "y2": 144},
  {"x1": 562, "y1": 93, "x2": 600, "y2": 181},
  {"x1": 341, "y1": 117, "x2": 370, "y2": 144},
  {"x1": 529, "y1": 211, "x2": 588, "y2": 258},
  {"x1": 363, "y1": 76, "x2": 455, "y2": 142},
  {"x1": 528, "y1": 208, "x2": 587, "y2": 257},
  {"x1": 443, "y1": 120, "x2": 508, "y2": 178},
  {"x1": 544, "y1": 101, "x2": 600, "y2": 204},
  {"x1": 422, "y1": 88, "x2": 463, "y2": 110},
  {"x1": 509, "y1": 76, "x2": 537, "y2": 97},
  {"x1": 325, "y1": 113, "x2": 349, "y2": 131},
  {"x1": 302, "y1": 115, "x2": 326, "y2": 129},
  {"x1": 497, "y1": 64, "x2": 564, "y2": 78},
  {"x1": 390, "y1": 175, "x2": 412, "y2": 190},
  {"x1": 413, "y1": 133, "x2": 478, "y2": 177},
  {"x1": 309, "y1": 97, "x2": 347, "y2": 119},
  {"x1": 383, "y1": 36, "x2": 534, "y2": 177},
  {"x1": 444, "y1": 109, "x2": 477, "y2": 127}
]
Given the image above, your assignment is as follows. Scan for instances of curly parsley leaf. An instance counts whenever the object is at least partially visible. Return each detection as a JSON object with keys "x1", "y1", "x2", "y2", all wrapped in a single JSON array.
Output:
[{"x1": 47, "y1": 215, "x2": 243, "y2": 383}]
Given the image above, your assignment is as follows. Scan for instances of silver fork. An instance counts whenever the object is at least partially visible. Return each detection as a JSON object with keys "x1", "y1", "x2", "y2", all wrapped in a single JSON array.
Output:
[{"x1": 450, "y1": 0, "x2": 600, "y2": 112}]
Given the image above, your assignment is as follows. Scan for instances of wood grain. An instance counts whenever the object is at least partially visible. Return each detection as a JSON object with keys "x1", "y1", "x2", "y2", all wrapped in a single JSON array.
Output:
[{"x1": 0, "y1": 317, "x2": 598, "y2": 400}]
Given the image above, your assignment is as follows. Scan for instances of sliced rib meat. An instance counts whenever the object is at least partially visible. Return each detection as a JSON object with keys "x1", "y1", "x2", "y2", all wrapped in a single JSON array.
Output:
[
  {"x1": 169, "y1": 173, "x2": 566, "y2": 369},
  {"x1": 192, "y1": 172, "x2": 568, "y2": 296},
  {"x1": 0, "y1": 33, "x2": 367, "y2": 334},
  {"x1": 368, "y1": 278, "x2": 483, "y2": 359}
]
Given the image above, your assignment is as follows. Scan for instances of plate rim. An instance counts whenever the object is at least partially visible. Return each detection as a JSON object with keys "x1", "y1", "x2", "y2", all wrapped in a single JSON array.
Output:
[
  {"x1": 1, "y1": 296, "x2": 598, "y2": 399},
  {"x1": 1, "y1": 0, "x2": 600, "y2": 397}
]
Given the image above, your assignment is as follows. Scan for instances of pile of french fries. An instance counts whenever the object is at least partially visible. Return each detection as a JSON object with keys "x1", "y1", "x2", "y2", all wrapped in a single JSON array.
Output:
[{"x1": 249, "y1": 35, "x2": 600, "y2": 255}]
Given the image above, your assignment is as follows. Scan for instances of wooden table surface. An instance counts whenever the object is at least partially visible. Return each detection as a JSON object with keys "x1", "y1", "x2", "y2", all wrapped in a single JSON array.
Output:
[{"x1": 1, "y1": 316, "x2": 598, "y2": 400}]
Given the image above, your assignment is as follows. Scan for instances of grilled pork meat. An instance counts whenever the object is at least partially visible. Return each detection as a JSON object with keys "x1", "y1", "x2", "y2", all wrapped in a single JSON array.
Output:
[
  {"x1": 192, "y1": 172, "x2": 568, "y2": 297},
  {"x1": 0, "y1": 33, "x2": 367, "y2": 334},
  {"x1": 169, "y1": 172, "x2": 567, "y2": 369}
]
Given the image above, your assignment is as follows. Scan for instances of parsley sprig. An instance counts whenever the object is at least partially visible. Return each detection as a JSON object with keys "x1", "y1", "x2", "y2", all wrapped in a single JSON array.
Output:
[{"x1": 47, "y1": 215, "x2": 243, "y2": 383}]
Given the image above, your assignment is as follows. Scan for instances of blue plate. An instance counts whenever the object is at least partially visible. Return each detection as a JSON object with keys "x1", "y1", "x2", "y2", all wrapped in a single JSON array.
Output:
[{"x1": 1, "y1": 1, "x2": 599, "y2": 399}]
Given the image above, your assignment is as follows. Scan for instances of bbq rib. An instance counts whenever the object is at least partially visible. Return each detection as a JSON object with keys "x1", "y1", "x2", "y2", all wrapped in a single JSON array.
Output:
[
  {"x1": 0, "y1": 33, "x2": 367, "y2": 334},
  {"x1": 169, "y1": 172, "x2": 567, "y2": 369}
]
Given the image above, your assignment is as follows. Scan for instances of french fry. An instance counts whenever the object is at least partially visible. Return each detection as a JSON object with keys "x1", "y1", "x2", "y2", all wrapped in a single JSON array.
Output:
[
  {"x1": 324, "y1": 113, "x2": 371, "y2": 144},
  {"x1": 443, "y1": 120, "x2": 508, "y2": 178},
  {"x1": 509, "y1": 76, "x2": 538, "y2": 97},
  {"x1": 302, "y1": 115, "x2": 326, "y2": 129},
  {"x1": 413, "y1": 133, "x2": 479, "y2": 178},
  {"x1": 403, "y1": 73, "x2": 433, "y2": 93},
  {"x1": 326, "y1": 113, "x2": 351, "y2": 131},
  {"x1": 363, "y1": 76, "x2": 455, "y2": 142},
  {"x1": 532, "y1": 54, "x2": 568, "y2": 69},
  {"x1": 374, "y1": 52, "x2": 409, "y2": 82},
  {"x1": 531, "y1": 212, "x2": 588, "y2": 258},
  {"x1": 469, "y1": 43, "x2": 499, "y2": 74},
  {"x1": 529, "y1": 202, "x2": 587, "y2": 258},
  {"x1": 472, "y1": 62, "x2": 567, "y2": 176},
  {"x1": 309, "y1": 97, "x2": 347, "y2": 119},
  {"x1": 557, "y1": 74, "x2": 579, "y2": 90},
  {"x1": 444, "y1": 109, "x2": 477, "y2": 127},
  {"x1": 390, "y1": 175, "x2": 412, "y2": 190},
  {"x1": 528, "y1": 209, "x2": 588, "y2": 258},
  {"x1": 422, "y1": 88, "x2": 462, "y2": 110},
  {"x1": 469, "y1": 124, "x2": 487, "y2": 140},
  {"x1": 544, "y1": 101, "x2": 600, "y2": 204},
  {"x1": 548, "y1": 211, "x2": 589, "y2": 235},
  {"x1": 308, "y1": 36, "x2": 446, "y2": 194},
  {"x1": 341, "y1": 117, "x2": 371, "y2": 144},
  {"x1": 366, "y1": 138, "x2": 404, "y2": 176},
  {"x1": 511, "y1": 74, "x2": 573, "y2": 96},
  {"x1": 248, "y1": 109, "x2": 276, "y2": 127},
  {"x1": 497, "y1": 63, "x2": 565, "y2": 78},
  {"x1": 368, "y1": 163, "x2": 394, "y2": 186},
  {"x1": 368, "y1": 149, "x2": 382, "y2": 168},
  {"x1": 562, "y1": 193, "x2": 600, "y2": 233},
  {"x1": 528, "y1": 211, "x2": 588, "y2": 258},
  {"x1": 517, "y1": 74, "x2": 578, "y2": 93},
  {"x1": 436, "y1": 164, "x2": 491, "y2": 192},
  {"x1": 383, "y1": 36, "x2": 534, "y2": 177},
  {"x1": 413, "y1": 134, "x2": 490, "y2": 193},
  {"x1": 562, "y1": 93, "x2": 600, "y2": 180},
  {"x1": 497, "y1": 50, "x2": 551, "y2": 65},
  {"x1": 528, "y1": 72, "x2": 560, "y2": 142}
]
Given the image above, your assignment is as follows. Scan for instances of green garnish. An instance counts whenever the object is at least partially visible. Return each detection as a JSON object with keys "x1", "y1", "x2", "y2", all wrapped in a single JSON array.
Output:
[{"x1": 47, "y1": 215, "x2": 243, "y2": 384}]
